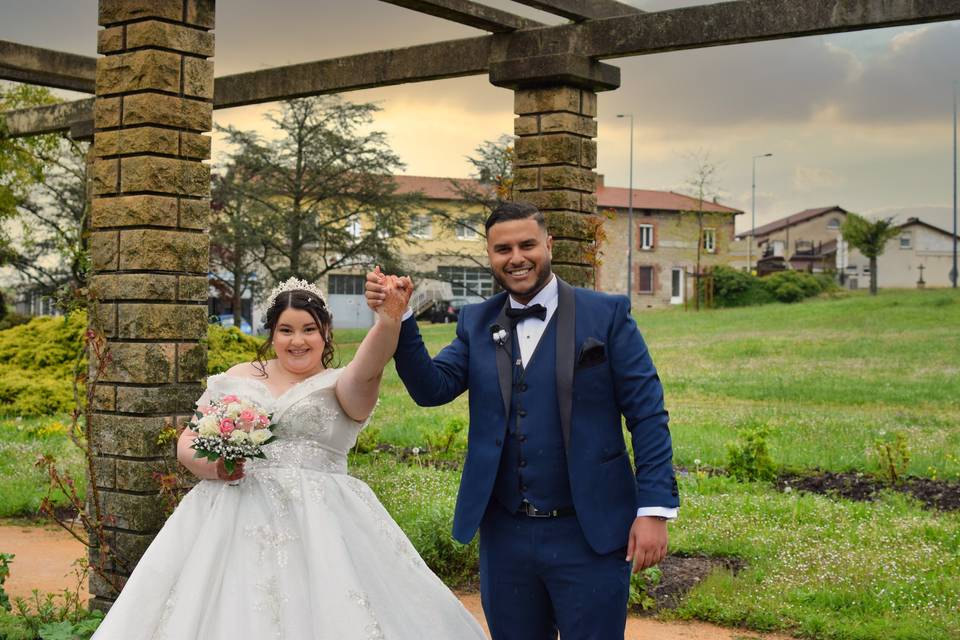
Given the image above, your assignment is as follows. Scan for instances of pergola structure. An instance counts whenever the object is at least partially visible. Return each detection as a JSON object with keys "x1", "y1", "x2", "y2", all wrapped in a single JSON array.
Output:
[{"x1": 2, "y1": 0, "x2": 959, "y2": 611}]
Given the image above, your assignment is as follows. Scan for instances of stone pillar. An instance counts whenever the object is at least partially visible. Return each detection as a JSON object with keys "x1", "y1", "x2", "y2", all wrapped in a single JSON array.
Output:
[
  {"x1": 88, "y1": 0, "x2": 214, "y2": 611},
  {"x1": 490, "y1": 55, "x2": 620, "y2": 288}
]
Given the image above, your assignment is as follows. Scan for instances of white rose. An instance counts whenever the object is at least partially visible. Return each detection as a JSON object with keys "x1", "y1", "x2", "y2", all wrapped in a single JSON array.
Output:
[
  {"x1": 197, "y1": 416, "x2": 219, "y2": 437},
  {"x1": 229, "y1": 429, "x2": 250, "y2": 444},
  {"x1": 250, "y1": 429, "x2": 272, "y2": 445}
]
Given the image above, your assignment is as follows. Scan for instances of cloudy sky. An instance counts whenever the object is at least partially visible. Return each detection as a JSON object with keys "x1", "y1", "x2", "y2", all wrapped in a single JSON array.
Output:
[{"x1": 2, "y1": 0, "x2": 958, "y2": 233}]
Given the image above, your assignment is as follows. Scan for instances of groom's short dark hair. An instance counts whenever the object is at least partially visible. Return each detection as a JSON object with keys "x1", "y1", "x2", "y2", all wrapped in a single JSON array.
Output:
[{"x1": 484, "y1": 201, "x2": 546, "y2": 233}]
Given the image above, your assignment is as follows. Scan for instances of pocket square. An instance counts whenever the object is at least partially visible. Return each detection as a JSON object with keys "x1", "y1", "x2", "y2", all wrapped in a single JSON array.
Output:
[{"x1": 576, "y1": 337, "x2": 607, "y2": 368}]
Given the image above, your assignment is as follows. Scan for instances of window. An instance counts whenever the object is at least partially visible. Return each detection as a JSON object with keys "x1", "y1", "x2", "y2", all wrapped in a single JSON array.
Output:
[
  {"x1": 438, "y1": 266, "x2": 494, "y2": 297},
  {"x1": 899, "y1": 231, "x2": 912, "y2": 249},
  {"x1": 455, "y1": 223, "x2": 479, "y2": 240},
  {"x1": 328, "y1": 274, "x2": 365, "y2": 295},
  {"x1": 827, "y1": 218, "x2": 841, "y2": 230},
  {"x1": 637, "y1": 266, "x2": 654, "y2": 294},
  {"x1": 411, "y1": 215, "x2": 433, "y2": 239},
  {"x1": 347, "y1": 216, "x2": 362, "y2": 239},
  {"x1": 638, "y1": 224, "x2": 654, "y2": 250},
  {"x1": 702, "y1": 228, "x2": 716, "y2": 253}
]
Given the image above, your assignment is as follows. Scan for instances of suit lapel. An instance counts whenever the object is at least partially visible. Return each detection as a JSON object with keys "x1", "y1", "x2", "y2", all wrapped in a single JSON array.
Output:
[
  {"x1": 555, "y1": 278, "x2": 575, "y2": 449},
  {"x1": 494, "y1": 299, "x2": 512, "y2": 417}
]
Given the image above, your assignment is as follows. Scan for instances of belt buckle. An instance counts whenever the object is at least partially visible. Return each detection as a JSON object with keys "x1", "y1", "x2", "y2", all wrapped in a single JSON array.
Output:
[{"x1": 523, "y1": 502, "x2": 552, "y2": 518}]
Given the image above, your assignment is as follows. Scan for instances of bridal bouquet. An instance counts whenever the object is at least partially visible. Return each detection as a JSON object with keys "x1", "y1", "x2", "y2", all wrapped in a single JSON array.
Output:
[{"x1": 189, "y1": 395, "x2": 275, "y2": 475}]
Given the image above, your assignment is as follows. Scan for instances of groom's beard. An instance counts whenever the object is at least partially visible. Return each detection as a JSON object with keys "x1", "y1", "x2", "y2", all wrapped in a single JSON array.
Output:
[{"x1": 494, "y1": 264, "x2": 553, "y2": 303}]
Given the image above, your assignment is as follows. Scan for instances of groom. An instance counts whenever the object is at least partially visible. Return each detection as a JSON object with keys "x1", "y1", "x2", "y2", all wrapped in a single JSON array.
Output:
[{"x1": 365, "y1": 202, "x2": 678, "y2": 639}]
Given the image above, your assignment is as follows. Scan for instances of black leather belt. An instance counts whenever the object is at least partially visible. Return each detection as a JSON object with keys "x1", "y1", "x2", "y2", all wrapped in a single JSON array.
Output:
[{"x1": 518, "y1": 502, "x2": 575, "y2": 518}]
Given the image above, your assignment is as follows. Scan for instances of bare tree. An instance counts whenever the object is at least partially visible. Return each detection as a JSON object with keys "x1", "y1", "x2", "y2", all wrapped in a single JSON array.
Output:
[{"x1": 681, "y1": 150, "x2": 721, "y2": 310}]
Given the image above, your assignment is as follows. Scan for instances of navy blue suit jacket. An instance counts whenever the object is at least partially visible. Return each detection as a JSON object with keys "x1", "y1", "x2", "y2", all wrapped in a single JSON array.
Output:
[{"x1": 394, "y1": 278, "x2": 678, "y2": 555}]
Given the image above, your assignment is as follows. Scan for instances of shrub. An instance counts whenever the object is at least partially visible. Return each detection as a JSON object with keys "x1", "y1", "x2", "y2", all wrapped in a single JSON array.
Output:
[
  {"x1": 762, "y1": 270, "x2": 828, "y2": 303},
  {"x1": 206, "y1": 324, "x2": 263, "y2": 374},
  {"x1": 0, "y1": 553, "x2": 12, "y2": 612},
  {"x1": 0, "y1": 314, "x2": 30, "y2": 331},
  {"x1": 726, "y1": 425, "x2": 776, "y2": 482},
  {"x1": 0, "y1": 315, "x2": 266, "y2": 416},
  {"x1": 709, "y1": 266, "x2": 774, "y2": 308}
]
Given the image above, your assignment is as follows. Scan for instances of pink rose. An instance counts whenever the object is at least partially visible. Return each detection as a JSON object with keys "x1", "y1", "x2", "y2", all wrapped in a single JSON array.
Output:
[
  {"x1": 199, "y1": 405, "x2": 215, "y2": 415},
  {"x1": 258, "y1": 415, "x2": 270, "y2": 427},
  {"x1": 240, "y1": 409, "x2": 256, "y2": 423},
  {"x1": 220, "y1": 419, "x2": 236, "y2": 435},
  {"x1": 221, "y1": 394, "x2": 239, "y2": 404}
]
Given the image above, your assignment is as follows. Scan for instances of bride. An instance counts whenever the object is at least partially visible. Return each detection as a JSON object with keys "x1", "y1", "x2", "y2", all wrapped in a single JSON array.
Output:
[{"x1": 91, "y1": 277, "x2": 487, "y2": 640}]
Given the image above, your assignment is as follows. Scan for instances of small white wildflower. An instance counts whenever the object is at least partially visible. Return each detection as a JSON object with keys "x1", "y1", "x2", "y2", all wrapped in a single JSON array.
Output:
[
  {"x1": 694, "y1": 458, "x2": 702, "y2": 466},
  {"x1": 411, "y1": 447, "x2": 421, "y2": 455}
]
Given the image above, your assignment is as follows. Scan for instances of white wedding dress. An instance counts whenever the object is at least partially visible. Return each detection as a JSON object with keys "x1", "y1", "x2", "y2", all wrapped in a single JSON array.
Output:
[{"x1": 92, "y1": 368, "x2": 487, "y2": 640}]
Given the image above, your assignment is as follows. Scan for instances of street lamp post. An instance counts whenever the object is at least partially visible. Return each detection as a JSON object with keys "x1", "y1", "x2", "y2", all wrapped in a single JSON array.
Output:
[
  {"x1": 952, "y1": 81, "x2": 958, "y2": 288},
  {"x1": 750, "y1": 153, "x2": 773, "y2": 273},
  {"x1": 617, "y1": 113, "x2": 635, "y2": 297}
]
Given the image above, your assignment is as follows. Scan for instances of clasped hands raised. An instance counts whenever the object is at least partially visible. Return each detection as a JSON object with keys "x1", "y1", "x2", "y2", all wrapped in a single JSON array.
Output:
[{"x1": 365, "y1": 266, "x2": 414, "y2": 321}]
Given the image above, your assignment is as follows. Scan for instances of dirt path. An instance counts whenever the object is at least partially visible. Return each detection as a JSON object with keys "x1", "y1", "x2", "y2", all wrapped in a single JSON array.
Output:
[{"x1": 0, "y1": 521, "x2": 795, "y2": 640}]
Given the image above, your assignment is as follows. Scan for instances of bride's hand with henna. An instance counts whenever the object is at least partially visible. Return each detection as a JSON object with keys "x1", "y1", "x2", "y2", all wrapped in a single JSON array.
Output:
[{"x1": 365, "y1": 266, "x2": 413, "y2": 321}]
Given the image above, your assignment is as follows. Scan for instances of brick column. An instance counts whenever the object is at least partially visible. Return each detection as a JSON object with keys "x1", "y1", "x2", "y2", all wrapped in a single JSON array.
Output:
[
  {"x1": 88, "y1": 0, "x2": 214, "y2": 611},
  {"x1": 512, "y1": 86, "x2": 599, "y2": 287},
  {"x1": 490, "y1": 55, "x2": 620, "y2": 288}
]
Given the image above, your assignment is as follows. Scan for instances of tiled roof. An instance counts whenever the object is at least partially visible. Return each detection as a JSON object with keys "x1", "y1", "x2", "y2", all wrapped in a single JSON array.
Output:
[
  {"x1": 899, "y1": 217, "x2": 960, "y2": 238},
  {"x1": 391, "y1": 174, "x2": 742, "y2": 214},
  {"x1": 742, "y1": 206, "x2": 848, "y2": 239}
]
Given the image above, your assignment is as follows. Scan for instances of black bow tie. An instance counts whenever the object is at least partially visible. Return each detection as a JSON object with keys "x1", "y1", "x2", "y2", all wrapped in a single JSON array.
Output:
[{"x1": 505, "y1": 304, "x2": 547, "y2": 323}]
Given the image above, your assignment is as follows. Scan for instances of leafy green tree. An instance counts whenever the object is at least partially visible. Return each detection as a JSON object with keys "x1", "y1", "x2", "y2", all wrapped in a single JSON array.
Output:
[
  {"x1": 0, "y1": 84, "x2": 60, "y2": 221},
  {"x1": 210, "y1": 159, "x2": 266, "y2": 328},
  {"x1": 841, "y1": 213, "x2": 900, "y2": 295},
  {"x1": 1, "y1": 136, "x2": 90, "y2": 304},
  {"x1": 218, "y1": 96, "x2": 418, "y2": 286}
]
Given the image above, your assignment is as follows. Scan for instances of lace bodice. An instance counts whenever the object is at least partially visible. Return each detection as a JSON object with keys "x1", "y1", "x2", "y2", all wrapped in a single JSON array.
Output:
[{"x1": 197, "y1": 368, "x2": 364, "y2": 475}]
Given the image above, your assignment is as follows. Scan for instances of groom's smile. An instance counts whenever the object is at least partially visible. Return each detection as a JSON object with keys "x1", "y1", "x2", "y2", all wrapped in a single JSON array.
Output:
[{"x1": 487, "y1": 218, "x2": 554, "y2": 305}]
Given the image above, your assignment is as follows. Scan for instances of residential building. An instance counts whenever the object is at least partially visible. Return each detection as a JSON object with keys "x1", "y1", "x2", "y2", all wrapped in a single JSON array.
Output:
[
  {"x1": 594, "y1": 176, "x2": 743, "y2": 308},
  {"x1": 737, "y1": 206, "x2": 848, "y2": 275},
  {"x1": 843, "y1": 217, "x2": 960, "y2": 289},
  {"x1": 324, "y1": 174, "x2": 743, "y2": 319}
]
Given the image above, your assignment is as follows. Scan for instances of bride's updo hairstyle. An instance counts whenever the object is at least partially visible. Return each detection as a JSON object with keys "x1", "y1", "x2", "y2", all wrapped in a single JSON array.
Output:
[{"x1": 254, "y1": 289, "x2": 337, "y2": 376}]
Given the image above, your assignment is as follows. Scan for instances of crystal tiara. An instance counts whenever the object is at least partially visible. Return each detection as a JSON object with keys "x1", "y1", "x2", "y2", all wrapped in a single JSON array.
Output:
[{"x1": 263, "y1": 277, "x2": 327, "y2": 313}]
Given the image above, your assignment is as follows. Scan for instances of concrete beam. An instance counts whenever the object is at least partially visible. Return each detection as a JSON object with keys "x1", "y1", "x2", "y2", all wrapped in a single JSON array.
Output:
[
  {"x1": 3, "y1": 98, "x2": 94, "y2": 136},
  {"x1": 5, "y1": 0, "x2": 960, "y2": 136},
  {"x1": 378, "y1": 0, "x2": 545, "y2": 32},
  {"x1": 556, "y1": 0, "x2": 960, "y2": 60},
  {"x1": 510, "y1": 0, "x2": 643, "y2": 21},
  {"x1": 0, "y1": 40, "x2": 96, "y2": 93},
  {"x1": 214, "y1": 36, "x2": 491, "y2": 108}
]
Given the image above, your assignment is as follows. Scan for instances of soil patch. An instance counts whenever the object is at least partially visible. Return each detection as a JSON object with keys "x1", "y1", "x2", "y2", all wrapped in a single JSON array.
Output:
[
  {"x1": 777, "y1": 471, "x2": 960, "y2": 511},
  {"x1": 636, "y1": 554, "x2": 746, "y2": 614}
]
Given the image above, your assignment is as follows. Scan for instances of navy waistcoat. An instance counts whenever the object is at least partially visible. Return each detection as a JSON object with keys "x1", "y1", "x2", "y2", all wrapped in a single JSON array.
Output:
[{"x1": 492, "y1": 317, "x2": 573, "y2": 513}]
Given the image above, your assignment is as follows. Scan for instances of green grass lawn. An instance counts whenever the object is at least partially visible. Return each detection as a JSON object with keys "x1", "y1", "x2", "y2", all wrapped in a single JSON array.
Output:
[{"x1": 2, "y1": 288, "x2": 959, "y2": 639}]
